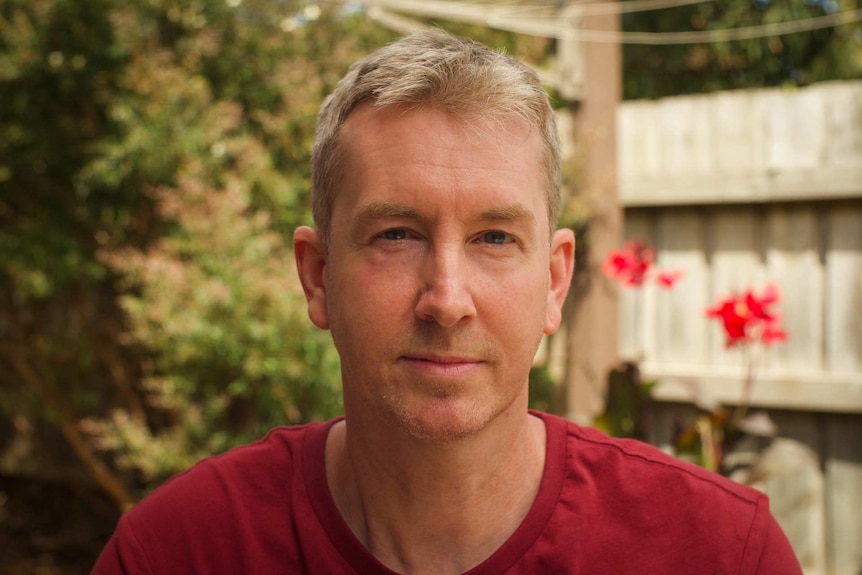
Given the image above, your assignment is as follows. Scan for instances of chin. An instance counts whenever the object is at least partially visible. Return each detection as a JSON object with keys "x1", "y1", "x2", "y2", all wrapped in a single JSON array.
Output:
[{"x1": 386, "y1": 401, "x2": 496, "y2": 444}]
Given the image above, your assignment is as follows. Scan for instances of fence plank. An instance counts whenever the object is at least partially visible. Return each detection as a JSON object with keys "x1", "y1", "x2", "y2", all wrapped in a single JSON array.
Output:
[
  {"x1": 713, "y1": 90, "x2": 762, "y2": 176},
  {"x1": 766, "y1": 206, "x2": 824, "y2": 371},
  {"x1": 708, "y1": 208, "x2": 766, "y2": 367},
  {"x1": 653, "y1": 209, "x2": 709, "y2": 365},
  {"x1": 822, "y1": 83, "x2": 862, "y2": 168},
  {"x1": 618, "y1": 211, "x2": 654, "y2": 360},
  {"x1": 763, "y1": 88, "x2": 825, "y2": 172},
  {"x1": 825, "y1": 206, "x2": 862, "y2": 373},
  {"x1": 658, "y1": 96, "x2": 713, "y2": 177},
  {"x1": 825, "y1": 415, "x2": 862, "y2": 575},
  {"x1": 760, "y1": 412, "x2": 828, "y2": 574}
]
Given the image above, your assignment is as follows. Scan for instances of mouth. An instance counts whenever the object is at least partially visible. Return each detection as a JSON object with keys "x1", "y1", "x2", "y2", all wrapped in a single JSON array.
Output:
[{"x1": 400, "y1": 353, "x2": 484, "y2": 377}]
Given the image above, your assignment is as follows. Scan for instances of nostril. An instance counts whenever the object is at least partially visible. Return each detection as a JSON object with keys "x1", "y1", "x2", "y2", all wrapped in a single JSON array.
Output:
[
  {"x1": 414, "y1": 282, "x2": 476, "y2": 328},
  {"x1": 413, "y1": 248, "x2": 477, "y2": 327}
]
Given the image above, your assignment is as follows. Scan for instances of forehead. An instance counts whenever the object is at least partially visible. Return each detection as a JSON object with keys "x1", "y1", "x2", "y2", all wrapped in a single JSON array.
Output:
[
  {"x1": 334, "y1": 103, "x2": 546, "y2": 220},
  {"x1": 340, "y1": 102, "x2": 538, "y2": 154}
]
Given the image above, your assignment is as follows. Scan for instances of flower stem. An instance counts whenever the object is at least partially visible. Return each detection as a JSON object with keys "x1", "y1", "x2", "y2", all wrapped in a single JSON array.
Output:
[{"x1": 734, "y1": 342, "x2": 758, "y2": 424}]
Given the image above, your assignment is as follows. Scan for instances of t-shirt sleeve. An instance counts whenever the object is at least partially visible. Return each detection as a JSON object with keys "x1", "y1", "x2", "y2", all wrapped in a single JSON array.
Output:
[
  {"x1": 749, "y1": 496, "x2": 803, "y2": 575},
  {"x1": 91, "y1": 514, "x2": 153, "y2": 575}
]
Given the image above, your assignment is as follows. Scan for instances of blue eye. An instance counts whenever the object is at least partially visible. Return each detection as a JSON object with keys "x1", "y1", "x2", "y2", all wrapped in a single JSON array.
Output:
[{"x1": 482, "y1": 231, "x2": 511, "y2": 245}]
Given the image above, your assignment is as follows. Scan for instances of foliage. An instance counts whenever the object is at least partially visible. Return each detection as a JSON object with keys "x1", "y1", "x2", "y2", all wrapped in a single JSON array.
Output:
[
  {"x1": 528, "y1": 365, "x2": 560, "y2": 414},
  {"x1": 0, "y1": 0, "x2": 394, "y2": 506},
  {"x1": 90, "y1": 165, "x2": 343, "y2": 485},
  {"x1": 594, "y1": 361, "x2": 657, "y2": 440},
  {"x1": 622, "y1": 0, "x2": 862, "y2": 99}
]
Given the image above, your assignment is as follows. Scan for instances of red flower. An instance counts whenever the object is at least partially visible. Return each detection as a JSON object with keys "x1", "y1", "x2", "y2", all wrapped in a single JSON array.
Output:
[
  {"x1": 602, "y1": 241, "x2": 655, "y2": 287},
  {"x1": 744, "y1": 284, "x2": 779, "y2": 323},
  {"x1": 706, "y1": 296, "x2": 751, "y2": 346},
  {"x1": 706, "y1": 284, "x2": 788, "y2": 348}
]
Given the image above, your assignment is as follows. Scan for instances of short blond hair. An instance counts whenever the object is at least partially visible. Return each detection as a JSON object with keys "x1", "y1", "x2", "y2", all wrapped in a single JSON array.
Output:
[{"x1": 311, "y1": 29, "x2": 561, "y2": 244}]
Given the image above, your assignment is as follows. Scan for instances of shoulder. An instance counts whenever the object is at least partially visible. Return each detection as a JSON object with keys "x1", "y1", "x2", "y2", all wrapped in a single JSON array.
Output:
[
  {"x1": 533, "y1": 412, "x2": 799, "y2": 574},
  {"x1": 135, "y1": 422, "x2": 314, "y2": 511},
  {"x1": 97, "y1": 419, "x2": 338, "y2": 573},
  {"x1": 543, "y1": 412, "x2": 762, "y2": 507}
]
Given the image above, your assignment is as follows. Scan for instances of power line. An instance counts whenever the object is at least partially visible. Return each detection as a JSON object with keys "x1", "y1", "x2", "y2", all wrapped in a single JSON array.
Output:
[
  {"x1": 361, "y1": 1, "x2": 862, "y2": 45},
  {"x1": 580, "y1": 8, "x2": 862, "y2": 44},
  {"x1": 585, "y1": 0, "x2": 716, "y2": 16},
  {"x1": 489, "y1": 0, "x2": 717, "y2": 17}
]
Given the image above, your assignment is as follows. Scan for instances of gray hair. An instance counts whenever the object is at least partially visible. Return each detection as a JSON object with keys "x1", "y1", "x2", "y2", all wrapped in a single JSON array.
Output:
[{"x1": 310, "y1": 29, "x2": 561, "y2": 244}]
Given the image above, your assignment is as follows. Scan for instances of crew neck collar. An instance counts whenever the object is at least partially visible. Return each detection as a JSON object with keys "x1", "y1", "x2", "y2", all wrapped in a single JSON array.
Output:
[{"x1": 302, "y1": 411, "x2": 568, "y2": 574}]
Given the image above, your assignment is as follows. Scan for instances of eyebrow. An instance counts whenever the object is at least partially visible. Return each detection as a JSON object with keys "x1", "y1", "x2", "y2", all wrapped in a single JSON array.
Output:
[
  {"x1": 480, "y1": 203, "x2": 536, "y2": 224},
  {"x1": 356, "y1": 201, "x2": 420, "y2": 222},
  {"x1": 355, "y1": 201, "x2": 536, "y2": 225}
]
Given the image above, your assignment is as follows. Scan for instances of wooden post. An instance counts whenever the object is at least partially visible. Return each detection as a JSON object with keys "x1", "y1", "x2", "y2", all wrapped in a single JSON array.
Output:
[{"x1": 564, "y1": 6, "x2": 622, "y2": 424}]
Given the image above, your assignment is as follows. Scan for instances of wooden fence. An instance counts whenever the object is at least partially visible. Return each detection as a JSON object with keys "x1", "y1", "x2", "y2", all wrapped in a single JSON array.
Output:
[{"x1": 616, "y1": 81, "x2": 862, "y2": 575}]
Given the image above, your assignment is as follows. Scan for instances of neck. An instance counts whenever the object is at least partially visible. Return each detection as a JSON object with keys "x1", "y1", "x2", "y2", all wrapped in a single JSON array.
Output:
[{"x1": 326, "y1": 410, "x2": 546, "y2": 575}]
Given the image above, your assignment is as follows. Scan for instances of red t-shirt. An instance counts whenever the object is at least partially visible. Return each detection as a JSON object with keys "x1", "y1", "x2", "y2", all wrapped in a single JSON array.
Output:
[{"x1": 92, "y1": 412, "x2": 801, "y2": 574}]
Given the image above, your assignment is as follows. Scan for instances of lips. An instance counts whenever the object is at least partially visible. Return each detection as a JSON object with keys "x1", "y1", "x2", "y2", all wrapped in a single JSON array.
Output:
[{"x1": 400, "y1": 353, "x2": 484, "y2": 377}]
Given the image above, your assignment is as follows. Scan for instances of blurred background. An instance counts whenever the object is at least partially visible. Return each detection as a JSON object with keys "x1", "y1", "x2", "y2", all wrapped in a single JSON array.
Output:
[{"x1": 0, "y1": 0, "x2": 859, "y2": 573}]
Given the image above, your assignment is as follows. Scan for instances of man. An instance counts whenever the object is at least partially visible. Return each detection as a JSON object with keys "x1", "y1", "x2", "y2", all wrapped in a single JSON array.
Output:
[{"x1": 93, "y1": 30, "x2": 802, "y2": 574}]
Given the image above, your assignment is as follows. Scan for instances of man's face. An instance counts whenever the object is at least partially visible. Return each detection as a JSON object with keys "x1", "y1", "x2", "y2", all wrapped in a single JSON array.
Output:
[{"x1": 298, "y1": 103, "x2": 573, "y2": 442}]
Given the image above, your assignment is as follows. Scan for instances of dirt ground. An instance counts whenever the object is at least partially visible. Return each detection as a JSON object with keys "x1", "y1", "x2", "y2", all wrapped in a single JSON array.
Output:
[{"x1": 0, "y1": 474, "x2": 117, "y2": 575}]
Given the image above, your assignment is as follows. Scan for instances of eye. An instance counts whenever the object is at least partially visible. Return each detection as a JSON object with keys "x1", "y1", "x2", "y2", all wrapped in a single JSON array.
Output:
[
  {"x1": 479, "y1": 230, "x2": 513, "y2": 245},
  {"x1": 379, "y1": 228, "x2": 409, "y2": 241}
]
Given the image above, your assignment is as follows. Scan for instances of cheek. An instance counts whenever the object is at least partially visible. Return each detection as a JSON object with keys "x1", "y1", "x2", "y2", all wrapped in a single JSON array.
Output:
[
  {"x1": 478, "y1": 271, "x2": 548, "y2": 332},
  {"x1": 357, "y1": 262, "x2": 418, "y2": 313},
  {"x1": 327, "y1": 261, "x2": 417, "y2": 339}
]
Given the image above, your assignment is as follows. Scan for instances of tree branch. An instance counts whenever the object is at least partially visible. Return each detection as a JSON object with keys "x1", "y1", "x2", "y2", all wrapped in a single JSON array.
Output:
[{"x1": 7, "y1": 354, "x2": 135, "y2": 512}]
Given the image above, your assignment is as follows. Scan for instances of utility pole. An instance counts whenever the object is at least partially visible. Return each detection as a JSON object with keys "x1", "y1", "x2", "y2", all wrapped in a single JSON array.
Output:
[
  {"x1": 359, "y1": 0, "x2": 621, "y2": 424},
  {"x1": 562, "y1": 4, "x2": 622, "y2": 424}
]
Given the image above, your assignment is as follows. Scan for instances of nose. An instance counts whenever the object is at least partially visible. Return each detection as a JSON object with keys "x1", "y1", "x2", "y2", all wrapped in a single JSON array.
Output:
[{"x1": 414, "y1": 244, "x2": 477, "y2": 328}]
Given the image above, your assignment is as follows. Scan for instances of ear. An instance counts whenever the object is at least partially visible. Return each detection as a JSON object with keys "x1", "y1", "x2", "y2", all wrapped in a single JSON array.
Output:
[
  {"x1": 544, "y1": 228, "x2": 575, "y2": 335},
  {"x1": 294, "y1": 226, "x2": 330, "y2": 330}
]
